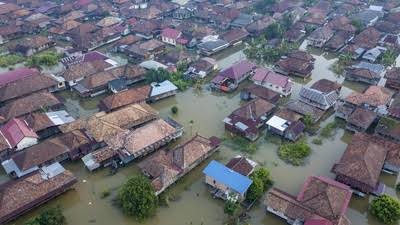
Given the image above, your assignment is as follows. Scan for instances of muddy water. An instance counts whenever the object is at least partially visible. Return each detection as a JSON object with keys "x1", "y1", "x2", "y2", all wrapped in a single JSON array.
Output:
[{"x1": 3, "y1": 46, "x2": 399, "y2": 225}]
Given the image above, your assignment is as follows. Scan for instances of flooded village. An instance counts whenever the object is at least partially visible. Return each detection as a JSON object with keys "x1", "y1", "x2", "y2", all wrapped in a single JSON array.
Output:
[{"x1": 0, "y1": 0, "x2": 399, "y2": 225}]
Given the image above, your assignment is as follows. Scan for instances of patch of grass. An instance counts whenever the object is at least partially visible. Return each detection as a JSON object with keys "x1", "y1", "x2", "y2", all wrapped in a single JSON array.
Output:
[
  {"x1": 100, "y1": 189, "x2": 111, "y2": 199},
  {"x1": 229, "y1": 136, "x2": 258, "y2": 154},
  {"x1": 320, "y1": 122, "x2": 337, "y2": 138},
  {"x1": 278, "y1": 139, "x2": 311, "y2": 166},
  {"x1": 312, "y1": 138, "x2": 323, "y2": 145}
]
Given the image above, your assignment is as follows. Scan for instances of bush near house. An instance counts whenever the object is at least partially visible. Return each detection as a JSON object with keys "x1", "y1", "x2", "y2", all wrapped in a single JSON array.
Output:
[
  {"x1": 25, "y1": 50, "x2": 61, "y2": 68},
  {"x1": 0, "y1": 54, "x2": 25, "y2": 67},
  {"x1": 370, "y1": 194, "x2": 400, "y2": 225},
  {"x1": 24, "y1": 206, "x2": 66, "y2": 225},
  {"x1": 145, "y1": 68, "x2": 192, "y2": 91},
  {"x1": 246, "y1": 168, "x2": 273, "y2": 202},
  {"x1": 117, "y1": 175, "x2": 158, "y2": 221},
  {"x1": 278, "y1": 140, "x2": 311, "y2": 166}
]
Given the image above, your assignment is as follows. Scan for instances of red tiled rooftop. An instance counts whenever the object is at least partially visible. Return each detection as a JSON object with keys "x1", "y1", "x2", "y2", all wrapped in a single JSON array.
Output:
[
  {"x1": 161, "y1": 28, "x2": 181, "y2": 40},
  {"x1": 0, "y1": 118, "x2": 38, "y2": 147}
]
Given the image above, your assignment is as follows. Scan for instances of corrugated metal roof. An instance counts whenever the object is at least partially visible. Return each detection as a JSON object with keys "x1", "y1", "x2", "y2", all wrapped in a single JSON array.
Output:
[{"x1": 203, "y1": 160, "x2": 252, "y2": 195}]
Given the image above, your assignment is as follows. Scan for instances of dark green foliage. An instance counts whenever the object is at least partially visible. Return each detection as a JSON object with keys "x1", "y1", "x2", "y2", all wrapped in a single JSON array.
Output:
[
  {"x1": 278, "y1": 140, "x2": 311, "y2": 166},
  {"x1": 24, "y1": 206, "x2": 66, "y2": 225},
  {"x1": 117, "y1": 175, "x2": 158, "y2": 221},
  {"x1": 25, "y1": 50, "x2": 61, "y2": 68},
  {"x1": 246, "y1": 177, "x2": 264, "y2": 202},
  {"x1": 351, "y1": 19, "x2": 364, "y2": 34},
  {"x1": 144, "y1": 68, "x2": 192, "y2": 91},
  {"x1": 0, "y1": 54, "x2": 25, "y2": 67},
  {"x1": 171, "y1": 106, "x2": 178, "y2": 114},
  {"x1": 312, "y1": 138, "x2": 323, "y2": 145},
  {"x1": 320, "y1": 122, "x2": 338, "y2": 138},
  {"x1": 224, "y1": 199, "x2": 239, "y2": 216},
  {"x1": 246, "y1": 168, "x2": 273, "y2": 202},
  {"x1": 244, "y1": 40, "x2": 299, "y2": 65},
  {"x1": 370, "y1": 194, "x2": 400, "y2": 224},
  {"x1": 380, "y1": 49, "x2": 397, "y2": 67}
]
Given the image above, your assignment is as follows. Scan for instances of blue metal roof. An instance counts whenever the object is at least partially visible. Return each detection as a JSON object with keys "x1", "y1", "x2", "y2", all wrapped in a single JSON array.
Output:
[{"x1": 203, "y1": 160, "x2": 253, "y2": 195}]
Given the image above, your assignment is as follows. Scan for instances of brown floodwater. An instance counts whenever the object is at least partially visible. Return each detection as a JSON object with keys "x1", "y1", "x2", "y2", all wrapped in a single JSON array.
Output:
[{"x1": 3, "y1": 45, "x2": 399, "y2": 225}]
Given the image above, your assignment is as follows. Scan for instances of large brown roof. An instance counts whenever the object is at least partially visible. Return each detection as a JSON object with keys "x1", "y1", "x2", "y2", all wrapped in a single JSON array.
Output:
[
  {"x1": 231, "y1": 98, "x2": 275, "y2": 120},
  {"x1": 345, "y1": 86, "x2": 394, "y2": 107},
  {"x1": 60, "y1": 103, "x2": 158, "y2": 142},
  {"x1": 0, "y1": 74, "x2": 57, "y2": 102},
  {"x1": 108, "y1": 119, "x2": 176, "y2": 154},
  {"x1": 0, "y1": 170, "x2": 76, "y2": 224},
  {"x1": 62, "y1": 60, "x2": 111, "y2": 82},
  {"x1": 297, "y1": 176, "x2": 352, "y2": 221},
  {"x1": 12, "y1": 130, "x2": 90, "y2": 170},
  {"x1": 0, "y1": 92, "x2": 61, "y2": 124},
  {"x1": 347, "y1": 107, "x2": 377, "y2": 130},
  {"x1": 100, "y1": 85, "x2": 151, "y2": 111},
  {"x1": 172, "y1": 135, "x2": 217, "y2": 169},
  {"x1": 332, "y1": 132, "x2": 387, "y2": 189},
  {"x1": 22, "y1": 112, "x2": 54, "y2": 132}
]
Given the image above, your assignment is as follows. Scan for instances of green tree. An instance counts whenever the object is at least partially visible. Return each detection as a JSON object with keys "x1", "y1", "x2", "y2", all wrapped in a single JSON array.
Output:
[
  {"x1": 246, "y1": 168, "x2": 273, "y2": 202},
  {"x1": 117, "y1": 175, "x2": 158, "y2": 221},
  {"x1": 265, "y1": 23, "x2": 283, "y2": 40},
  {"x1": 351, "y1": 19, "x2": 364, "y2": 34},
  {"x1": 380, "y1": 49, "x2": 397, "y2": 67},
  {"x1": 250, "y1": 168, "x2": 273, "y2": 190},
  {"x1": 246, "y1": 177, "x2": 264, "y2": 202},
  {"x1": 278, "y1": 140, "x2": 311, "y2": 166},
  {"x1": 370, "y1": 194, "x2": 400, "y2": 224},
  {"x1": 171, "y1": 106, "x2": 178, "y2": 114},
  {"x1": 224, "y1": 199, "x2": 239, "y2": 216},
  {"x1": 25, "y1": 206, "x2": 66, "y2": 225}
]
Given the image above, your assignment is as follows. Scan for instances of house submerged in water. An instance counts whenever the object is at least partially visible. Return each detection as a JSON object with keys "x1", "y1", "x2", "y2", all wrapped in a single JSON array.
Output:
[{"x1": 139, "y1": 134, "x2": 220, "y2": 195}]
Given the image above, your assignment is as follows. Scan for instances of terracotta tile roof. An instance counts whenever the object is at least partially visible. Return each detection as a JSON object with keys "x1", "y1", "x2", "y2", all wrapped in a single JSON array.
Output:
[
  {"x1": 172, "y1": 135, "x2": 219, "y2": 169},
  {"x1": 311, "y1": 79, "x2": 341, "y2": 94},
  {"x1": 0, "y1": 92, "x2": 61, "y2": 124},
  {"x1": 62, "y1": 60, "x2": 111, "y2": 82},
  {"x1": 389, "y1": 96, "x2": 400, "y2": 119},
  {"x1": 19, "y1": 36, "x2": 52, "y2": 49},
  {"x1": 0, "y1": 73, "x2": 57, "y2": 102},
  {"x1": 22, "y1": 112, "x2": 55, "y2": 132},
  {"x1": 352, "y1": 27, "x2": 381, "y2": 49},
  {"x1": 375, "y1": 117, "x2": 400, "y2": 143},
  {"x1": 345, "y1": 86, "x2": 394, "y2": 107},
  {"x1": 332, "y1": 132, "x2": 387, "y2": 189},
  {"x1": 60, "y1": 103, "x2": 157, "y2": 142},
  {"x1": 221, "y1": 28, "x2": 249, "y2": 44},
  {"x1": 219, "y1": 60, "x2": 257, "y2": 80},
  {"x1": 110, "y1": 119, "x2": 176, "y2": 155},
  {"x1": 139, "y1": 134, "x2": 218, "y2": 192},
  {"x1": 347, "y1": 107, "x2": 377, "y2": 130},
  {"x1": 0, "y1": 118, "x2": 38, "y2": 148},
  {"x1": 90, "y1": 146, "x2": 117, "y2": 164},
  {"x1": 297, "y1": 176, "x2": 352, "y2": 221},
  {"x1": 161, "y1": 28, "x2": 181, "y2": 40},
  {"x1": 0, "y1": 169, "x2": 76, "y2": 224},
  {"x1": 252, "y1": 68, "x2": 291, "y2": 89},
  {"x1": 226, "y1": 156, "x2": 255, "y2": 176},
  {"x1": 12, "y1": 130, "x2": 90, "y2": 170},
  {"x1": 100, "y1": 85, "x2": 151, "y2": 111},
  {"x1": 108, "y1": 64, "x2": 146, "y2": 81},
  {"x1": 231, "y1": 98, "x2": 275, "y2": 120},
  {"x1": 78, "y1": 71, "x2": 118, "y2": 89}
]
